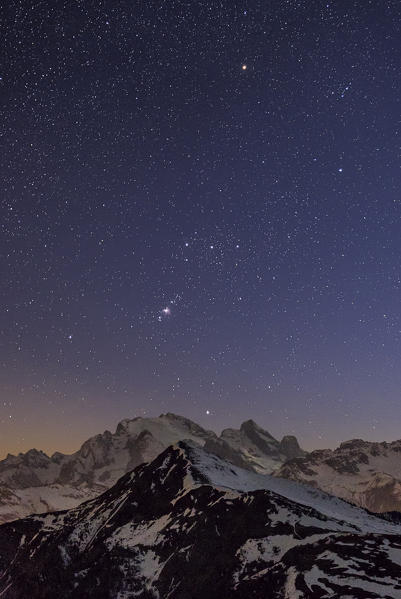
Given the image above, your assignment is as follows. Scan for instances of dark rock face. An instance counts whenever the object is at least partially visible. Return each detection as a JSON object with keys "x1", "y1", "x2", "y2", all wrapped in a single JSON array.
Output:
[
  {"x1": 240, "y1": 419, "x2": 279, "y2": 455},
  {"x1": 203, "y1": 437, "x2": 253, "y2": 470},
  {"x1": 0, "y1": 443, "x2": 401, "y2": 599},
  {"x1": 279, "y1": 435, "x2": 305, "y2": 460},
  {"x1": 278, "y1": 457, "x2": 318, "y2": 479},
  {"x1": 219, "y1": 420, "x2": 306, "y2": 475},
  {"x1": 325, "y1": 455, "x2": 361, "y2": 474},
  {"x1": 0, "y1": 449, "x2": 52, "y2": 489}
]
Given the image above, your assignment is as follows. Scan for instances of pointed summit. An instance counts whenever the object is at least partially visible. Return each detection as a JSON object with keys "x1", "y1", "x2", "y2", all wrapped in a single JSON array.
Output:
[
  {"x1": 220, "y1": 420, "x2": 283, "y2": 474},
  {"x1": 1, "y1": 440, "x2": 400, "y2": 599},
  {"x1": 0, "y1": 413, "x2": 305, "y2": 523}
]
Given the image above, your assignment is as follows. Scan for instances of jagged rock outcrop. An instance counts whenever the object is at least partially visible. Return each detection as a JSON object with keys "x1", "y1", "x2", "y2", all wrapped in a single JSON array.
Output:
[{"x1": 219, "y1": 419, "x2": 304, "y2": 473}]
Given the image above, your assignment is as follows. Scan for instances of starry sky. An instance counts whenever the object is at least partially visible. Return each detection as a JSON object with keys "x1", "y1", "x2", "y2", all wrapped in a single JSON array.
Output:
[{"x1": 1, "y1": 0, "x2": 400, "y2": 457}]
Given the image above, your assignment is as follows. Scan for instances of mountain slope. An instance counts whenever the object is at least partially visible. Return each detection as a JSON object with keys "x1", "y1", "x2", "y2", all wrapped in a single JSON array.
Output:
[
  {"x1": 0, "y1": 413, "x2": 217, "y2": 523},
  {"x1": 0, "y1": 414, "x2": 304, "y2": 523},
  {"x1": 0, "y1": 442, "x2": 401, "y2": 598},
  {"x1": 275, "y1": 438, "x2": 401, "y2": 513},
  {"x1": 205, "y1": 419, "x2": 305, "y2": 474}
]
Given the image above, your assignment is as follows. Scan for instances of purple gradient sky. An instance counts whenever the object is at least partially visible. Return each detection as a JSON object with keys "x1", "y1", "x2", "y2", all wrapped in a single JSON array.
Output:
[{"x1": 1, "y1": 0, "x2": 400, "y2": 457}]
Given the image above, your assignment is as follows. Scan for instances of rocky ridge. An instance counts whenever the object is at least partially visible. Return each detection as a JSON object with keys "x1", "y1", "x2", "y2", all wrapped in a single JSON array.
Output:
[
  {"x1": 0, "y1": 413, "x2": 302, "y2": 523},
  {"x1": 0, "y1": 442, "x2": 400, "y2": 598},
  {"x1": 275, "y1": 438, "x2": 401, "y2": 513}
]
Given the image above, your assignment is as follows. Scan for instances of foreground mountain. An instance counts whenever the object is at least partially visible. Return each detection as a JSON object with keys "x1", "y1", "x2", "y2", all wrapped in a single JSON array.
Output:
[
  {"x1": 0, "y1": 413, "x2": 216, "y2": 523},
  {"x1": 275, "y1": 438, "x2": 401, "y2": 513},
  {"x1": 0, "y1": 414, "x2": 303, "y2": 524},
  {"x1": 0, "y1": 442, "x2": 400, "y2": 598}
]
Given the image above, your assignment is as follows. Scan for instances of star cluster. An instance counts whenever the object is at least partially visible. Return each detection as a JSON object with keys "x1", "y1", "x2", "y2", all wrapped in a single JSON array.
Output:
[{"x1": 0, "y1": 1, "x2": 400, "y2": 455}]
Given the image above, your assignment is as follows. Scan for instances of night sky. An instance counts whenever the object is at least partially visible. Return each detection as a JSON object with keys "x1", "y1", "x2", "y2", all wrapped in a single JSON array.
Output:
[{"x1": 1, "y1": 1, "x2": 400, "y2": 457}]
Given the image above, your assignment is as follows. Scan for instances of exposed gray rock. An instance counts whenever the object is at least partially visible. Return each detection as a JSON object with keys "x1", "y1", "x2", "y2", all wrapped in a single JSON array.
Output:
[
  {"x1": 279, "y1": 435, "x2": 305, "y2": 460},
  {"x1": 203, "y1": 437, "x2": 253, "y2": 470},
  {"x1": 275, "y1": 438, "x2": 401, "y2": 513}
]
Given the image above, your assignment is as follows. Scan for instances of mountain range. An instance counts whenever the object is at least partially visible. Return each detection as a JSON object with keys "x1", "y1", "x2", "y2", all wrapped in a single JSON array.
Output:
[
  {"x1": 2, "y1": 412, "x2": 401, "y2": 528},
  {"x1": 0, "y1": 413, "x2": 303, "y2": 523},
  {"x1": 1, "y1": 441, "x2": 401, "y2": 598},
  {"x1": 275, "y1": 438, "x2": 401, "y2": 513}
]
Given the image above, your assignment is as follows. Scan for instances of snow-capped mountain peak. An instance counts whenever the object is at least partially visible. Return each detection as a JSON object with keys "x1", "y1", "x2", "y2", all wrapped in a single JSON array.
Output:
[
  {"x1": 0, "y1": 414, "x2": 304, "y2": 524},
  {"x1": 1, "y1": 441, "x2": 401, "y2": 598}
]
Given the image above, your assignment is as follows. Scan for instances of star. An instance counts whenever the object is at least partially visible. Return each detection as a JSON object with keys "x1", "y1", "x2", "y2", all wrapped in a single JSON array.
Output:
[{"x1": 1, "y1": 0, "x2": 398, "y2": 459}]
